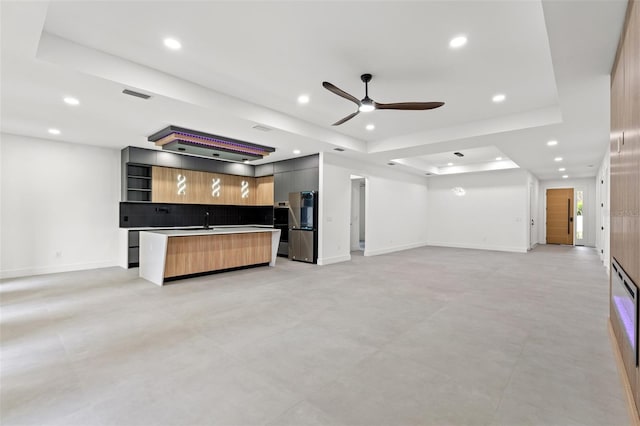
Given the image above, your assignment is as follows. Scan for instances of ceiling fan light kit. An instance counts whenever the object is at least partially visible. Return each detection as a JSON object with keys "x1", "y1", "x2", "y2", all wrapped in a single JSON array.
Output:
[{"x1": 322, "y1": 73, "x2": 445, "y2": 126}]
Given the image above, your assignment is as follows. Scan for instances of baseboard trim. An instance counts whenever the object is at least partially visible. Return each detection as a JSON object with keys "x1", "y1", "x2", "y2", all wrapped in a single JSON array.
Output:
[
  {"x1": 608, "y1": 319, "x2": 640, "y2": 426},
  {"x1": 364, "y1": 241, "x2": 429, "y2": 257},
  {"x1": 0, "y1": 260, "x2": 118, "y2": 279},
  {"x1": 317, "y1": 254, "x2": 351, "y2": 266},
  {"x1": 426, "y1": 241, "x2": 528, "y2": 253}
]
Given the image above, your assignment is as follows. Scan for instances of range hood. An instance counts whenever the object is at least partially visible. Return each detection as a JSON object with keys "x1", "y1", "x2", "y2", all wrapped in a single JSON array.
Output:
[{"x1": 148, "y1": 125, "x2": 276, "y2": 162}]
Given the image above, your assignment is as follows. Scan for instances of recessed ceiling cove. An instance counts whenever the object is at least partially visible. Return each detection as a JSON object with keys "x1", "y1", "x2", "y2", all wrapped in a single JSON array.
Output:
[
  {"x1": 40, "y1": 1, "x2": 559, "y2": 144},
  {"x1": 394, "y1": 146, "x2": 518, "y2": 175},
  {"x1": 1, "y1": 0, "x2": 626, "y2": 180}
]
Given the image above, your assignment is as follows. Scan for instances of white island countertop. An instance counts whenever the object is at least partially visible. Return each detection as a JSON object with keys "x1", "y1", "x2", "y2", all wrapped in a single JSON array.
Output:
[
  {"x1": 122, "y1": 224, "x2": 275, "y2": 231},
  {"x1": 143, "y1": 226, "x2": 279, "y2": 237}
]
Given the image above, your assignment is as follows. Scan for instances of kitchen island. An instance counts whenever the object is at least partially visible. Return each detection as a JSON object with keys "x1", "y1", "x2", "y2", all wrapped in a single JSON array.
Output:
[{"x1": 139, "y1": 226, "x2": 281, "y2": 286}]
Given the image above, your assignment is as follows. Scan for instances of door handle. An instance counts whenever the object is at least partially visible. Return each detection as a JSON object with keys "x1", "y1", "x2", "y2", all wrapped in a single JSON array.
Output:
[
  {"x1": 531, "y1": 219, "x2": 534, "y2": 226},
  {"x1": 567, "y1": 199, "x2": 570, "y2": 234}
]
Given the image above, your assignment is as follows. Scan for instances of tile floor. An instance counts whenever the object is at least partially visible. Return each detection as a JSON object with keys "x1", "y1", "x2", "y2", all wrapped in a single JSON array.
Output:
[{"x1": 0, "y1": 245, "x2": 631, "y2": 425}]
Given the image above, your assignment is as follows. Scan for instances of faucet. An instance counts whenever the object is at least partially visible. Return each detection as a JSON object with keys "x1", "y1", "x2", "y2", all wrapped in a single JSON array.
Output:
[{"x1": 204, "y1": 211, "x2": 210, "y2": 229}]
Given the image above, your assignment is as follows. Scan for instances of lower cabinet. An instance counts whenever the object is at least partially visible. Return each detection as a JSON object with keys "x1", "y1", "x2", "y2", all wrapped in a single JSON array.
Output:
[{"x1": 128, "y1": 231, "x2": 140, "y2": 267}]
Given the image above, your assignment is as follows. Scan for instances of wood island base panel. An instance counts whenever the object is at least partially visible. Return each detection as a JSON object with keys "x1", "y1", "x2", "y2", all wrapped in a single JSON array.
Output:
[{"x1": 139, "y1": 227, "x2": 281, "y2": 286}]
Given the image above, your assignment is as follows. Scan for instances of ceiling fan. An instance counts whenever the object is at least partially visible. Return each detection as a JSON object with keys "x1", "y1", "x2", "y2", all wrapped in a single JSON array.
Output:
[{"x1": 322, "y1": 74, "x2": 444, "y2": 126}]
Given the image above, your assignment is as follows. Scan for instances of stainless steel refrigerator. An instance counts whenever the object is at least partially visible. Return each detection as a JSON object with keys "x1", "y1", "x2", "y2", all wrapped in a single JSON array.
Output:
[{"x1": 288, "y1": 191, "x2": 317, "y2": 263}]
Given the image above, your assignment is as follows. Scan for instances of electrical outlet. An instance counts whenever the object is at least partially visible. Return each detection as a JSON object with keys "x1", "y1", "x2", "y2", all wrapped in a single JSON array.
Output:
[{"x1": 56, "y1": 251, "x2": 63, "y2": 258}]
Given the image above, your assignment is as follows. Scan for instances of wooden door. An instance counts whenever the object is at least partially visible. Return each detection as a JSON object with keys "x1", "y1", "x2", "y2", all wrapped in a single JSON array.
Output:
[{"x1": 546, "y1": 188, "x2": 574, "y2": 245}]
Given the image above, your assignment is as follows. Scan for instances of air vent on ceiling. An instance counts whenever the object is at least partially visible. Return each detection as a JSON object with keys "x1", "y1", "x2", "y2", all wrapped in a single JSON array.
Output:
[
  {"x1": 252, "y1": 124, "x2": 273, "y2": 132},
  {"x1": 334, "y1": 148, "x2": 345, "y2": 152},
  {"x1": 454, "y1": 152, "x2": 464, "y2": 157},
  {"x1": 387, "y1": 162, "x2": 395, "y2": 166},
  {"x1": 122, "y1": 89, "x2": 151, "y2": 99}
]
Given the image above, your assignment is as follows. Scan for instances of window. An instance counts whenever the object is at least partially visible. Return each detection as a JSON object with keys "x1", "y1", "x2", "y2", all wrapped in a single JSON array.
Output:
[{"x1": 576, "y1": 190, "x2": 584, "y2": 242}]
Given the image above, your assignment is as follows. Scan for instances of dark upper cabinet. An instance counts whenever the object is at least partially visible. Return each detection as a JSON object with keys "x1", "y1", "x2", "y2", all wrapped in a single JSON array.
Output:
[
  {"x1": 272, "y1": 155, "x2": 319, "y2": 201},
  {"x1": 274, "y1": 171, "x2": 293, "y2": 202},
  {"x1": 292, "y1": 168, "x2": 319, "y2": 192},
  {"x1": 121, "y1": 148, "x2": 318, "y2": 203},
  {"x1": 274, "y1": 168, "x2": 318, "y2": 202},
  {"x1": 156, "y1": 151, "x2": 182, "y2": 168},
  {"x1": 274, "y1": 159, "x2": 295, "y2": 174},
  {"x1": 255, "y1": 163, "x2": 274, "y2": 177},
  {"x1": 295, "y1": 155, "x2": 319, "y2": 171},
  {"x1": 127, "y1": 147, "x2": 157, "y2": 165},
  {"x1": 123, "y1": 147, "x2": 255, "y2": 176},
  {"x1": 223, "y1": 162, "x2": 254, "y2": 177},
  {"x1": 184, "y1": 156, "x2": 221, "y2": 173}
]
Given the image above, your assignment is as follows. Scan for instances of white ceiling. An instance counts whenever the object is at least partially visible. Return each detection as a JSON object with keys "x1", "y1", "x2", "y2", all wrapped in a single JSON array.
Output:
[{"x1": 0, "y1": 0, "x2": 628, "y2": 180}]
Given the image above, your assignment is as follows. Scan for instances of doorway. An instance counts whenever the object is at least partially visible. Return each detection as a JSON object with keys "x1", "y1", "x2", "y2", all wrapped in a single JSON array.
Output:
[
  {"x1": 546, "y1": 188, "x2": 574, "y2": 245},
  {"x1": 529, "y1": 182, "x2": 536, "y2": 249},
  {"x1": 350, "y1": 176, "x2": 366, "y2": 252}
]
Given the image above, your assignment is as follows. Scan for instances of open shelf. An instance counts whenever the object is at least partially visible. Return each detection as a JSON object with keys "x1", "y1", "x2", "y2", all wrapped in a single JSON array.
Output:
[{"x1": 126, "y1": 164, "x2": 152, "y2": 202}]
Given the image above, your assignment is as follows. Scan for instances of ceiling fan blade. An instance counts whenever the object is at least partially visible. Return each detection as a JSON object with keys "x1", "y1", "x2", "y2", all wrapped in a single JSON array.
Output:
[
  {"x1": 332, "y1": 111, "x2": 359, "y2": 126},
  {"x1": 322, "y1": 82, "x2": 361, "y2": 106},
  {"x1": 375, "y1": 101, "x2": 445, "y2": 110}
]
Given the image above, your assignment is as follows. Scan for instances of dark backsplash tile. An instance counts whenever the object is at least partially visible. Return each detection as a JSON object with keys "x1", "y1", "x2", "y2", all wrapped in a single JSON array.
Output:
[{"x1": 120, "y1": 202, "x2": 273, "y2": 228}]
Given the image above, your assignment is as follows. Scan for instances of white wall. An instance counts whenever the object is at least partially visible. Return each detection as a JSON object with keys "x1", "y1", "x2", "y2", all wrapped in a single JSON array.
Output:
[
  {"x1": 318, "y1": 152, "x2": 429, "y2": 264},
  {"x1": 365, "y1": 174, "x2": 429, "y2": 256},
  {"x1": 427, "y1": 169, "x2": 530, "y2": 253},
  {"x1": 0, "y1": 133, "x2": 120, "y2": 278},
  {"x1": 596, "y1": 150, "x2": 610, "y2": 272},
  {"x1": 318, "y1": 156, "x2": 352, "y2": 265},
  {"x1": 538, "y1": 177, "x2": 597, "y2": 247},
  {"x1": 359, "y1": 181, "x2": 365, "y2": 241}
]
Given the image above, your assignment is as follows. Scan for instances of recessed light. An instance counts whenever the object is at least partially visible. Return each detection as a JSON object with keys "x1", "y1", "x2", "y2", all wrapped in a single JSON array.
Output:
[
  {"x1": 554, "y1": 157, "x2": 563, "y2": 162},
  {"x1": 558, "y1": 167, "x2": 566, "y2": 171},
  {"x1": 562, "y1": 175, "x2": 569, "y2": 179},
  {"x1": 547, "y1": 140, "x2": 558, "y2": 146},
  {"x1": 449, "y1": 35, "x2": 467, "y2": 48},
  {"x1": 366, "y1": 124, "x2": 375, "y2": 131},
  {"x1": 293, "y1": 149, "x2": 301, "y2": 155},
  {"x1": 492, "y1": 94, "x2": 506, "y2": 103},
  {"x1": 48, "y1": 128, "x2": 61, "y2": 135},
  {"x1": 495, "y1": 157, "x2": 503, "y2": 161},
  {"x1": 447, "y1": 162, "x2": 454, "y2": 166},
  {"x1": 243, "y1": 160, "x2": 250, "y2": 164},
  {"x1": 297, "y1": 94, "x2": 310, "y2": 104},
  {"x1": 163, "y1": 38, "x2": 182, "y2": 50},
  {"x1": 63, "y1": 97, "x2": 79, "y2": 106}
]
